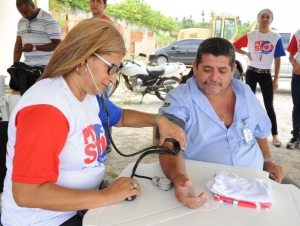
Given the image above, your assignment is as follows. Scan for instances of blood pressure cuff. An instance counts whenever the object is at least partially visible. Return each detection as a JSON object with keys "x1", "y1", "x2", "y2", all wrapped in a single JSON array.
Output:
[{"x1": 155, "y1": 112, "x2": 185, "y2": 143}]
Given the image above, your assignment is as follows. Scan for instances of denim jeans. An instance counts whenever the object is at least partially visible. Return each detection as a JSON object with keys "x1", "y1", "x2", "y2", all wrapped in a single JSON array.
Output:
[
  {"x1": 245, "y1": 69, "x2": 278, "y2": 135},
  {"x1": 103, "y1": 87, "x2": 111, "y2": 147},
  {"x1": 291, "y1": 72, "x2": 300, "y2": 138}
]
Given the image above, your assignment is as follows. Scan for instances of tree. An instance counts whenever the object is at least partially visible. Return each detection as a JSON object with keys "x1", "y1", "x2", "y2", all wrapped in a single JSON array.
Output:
[{"x1": 106, "y1": 0, "x2": 177, "y2": 32}]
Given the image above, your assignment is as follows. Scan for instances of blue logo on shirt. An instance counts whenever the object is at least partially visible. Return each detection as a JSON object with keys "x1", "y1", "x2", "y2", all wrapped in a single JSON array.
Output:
[{"x1": 260, "y1": 41, "x2": 274, "y2": 54}]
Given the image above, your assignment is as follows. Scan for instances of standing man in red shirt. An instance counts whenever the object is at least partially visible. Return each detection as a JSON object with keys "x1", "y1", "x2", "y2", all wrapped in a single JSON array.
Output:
[
  {"x1": 286, "y1": 29, "x2": 300, "y2": 149},
  {"x1": 89, "y1": 0, "x2": 113, "y2": 23}
]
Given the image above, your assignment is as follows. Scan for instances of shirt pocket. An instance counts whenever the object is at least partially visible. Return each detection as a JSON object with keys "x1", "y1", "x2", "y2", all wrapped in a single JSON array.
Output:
[{"x1": 237, "y1": 118, "x2": 256, "y2": 146}]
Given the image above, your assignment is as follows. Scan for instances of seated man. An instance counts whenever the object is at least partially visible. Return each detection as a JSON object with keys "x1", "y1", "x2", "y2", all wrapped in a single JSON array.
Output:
[{"x1": 158, "y1": 37, "x2": 285, "y2": 209}]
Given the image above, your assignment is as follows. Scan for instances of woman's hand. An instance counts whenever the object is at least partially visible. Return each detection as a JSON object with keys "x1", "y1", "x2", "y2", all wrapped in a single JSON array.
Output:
[
  {"x1": 101, "y1": 177, "x2": 141, "y2": 205},
  {"x1": 156, "y1": 115, "x2": 186, "y2": 150}
]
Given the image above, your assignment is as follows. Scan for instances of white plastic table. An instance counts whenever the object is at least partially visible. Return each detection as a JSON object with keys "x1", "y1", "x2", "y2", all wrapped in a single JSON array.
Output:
[{"x1": 83, "y1": 160, "x2": 300, "y2": 226}]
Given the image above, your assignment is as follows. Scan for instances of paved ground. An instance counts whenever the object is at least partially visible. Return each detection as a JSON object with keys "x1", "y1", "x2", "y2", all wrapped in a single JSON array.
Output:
[{"x1": 104, "y1": 78, "x2": 300, "y2": 186}]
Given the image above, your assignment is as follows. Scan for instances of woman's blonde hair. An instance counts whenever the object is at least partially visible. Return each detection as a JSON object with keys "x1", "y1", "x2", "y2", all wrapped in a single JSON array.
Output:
[{"x1": 39, "y1": 18, "x2": 126, "y2": 80}]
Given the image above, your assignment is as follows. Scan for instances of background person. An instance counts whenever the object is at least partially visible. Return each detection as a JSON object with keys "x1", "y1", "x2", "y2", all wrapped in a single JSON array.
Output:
[
  {"x1": 158, "y1": 37, "x2": 285, "y2": 209},
  {"x1": 89, "y1": 0, "x2": 114, "y2": 153},
  {"x1": 286, "y1": 29, "x2": 300, "y2": 149},
  {"x1": 233, "y1": 8, "x2": 285, "y2": 148},
  {"x1": 1, "y1": 19, "x2": 185, "y2": 226},
  {"x1": 14, "y1": 0, "x2": 62, "y2": 67}
]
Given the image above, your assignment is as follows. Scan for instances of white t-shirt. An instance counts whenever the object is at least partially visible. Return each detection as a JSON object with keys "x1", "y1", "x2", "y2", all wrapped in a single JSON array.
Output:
[
  {"x1": 233, "y1": 30, "x2": 286, "y2": 69},
  {"x1": 2, "y1": 77, "x2": 107, "y2": 225},
  {"x1": 287, "y1": 29, "x2": 300, "y2": 65},
  {"x1": 17, "y1": 9, "x2": 62, "y2": 66}
]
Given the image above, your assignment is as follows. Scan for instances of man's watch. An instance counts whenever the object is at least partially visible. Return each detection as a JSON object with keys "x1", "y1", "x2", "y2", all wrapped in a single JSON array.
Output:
[
  {"x1": 264, "y1": 157, "x2": 275, "y2": 163},
  {"x1": 32, "y1": 45, "x2": 37, "y2": 52},
  {"x1": 245, "y1": 52, "x2": 250, "y2": 56}
]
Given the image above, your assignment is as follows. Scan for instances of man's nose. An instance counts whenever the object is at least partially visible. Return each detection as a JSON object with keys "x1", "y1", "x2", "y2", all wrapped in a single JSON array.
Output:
[{"x1": 210, "y1": 70, "x2": 219, "y2": 79}]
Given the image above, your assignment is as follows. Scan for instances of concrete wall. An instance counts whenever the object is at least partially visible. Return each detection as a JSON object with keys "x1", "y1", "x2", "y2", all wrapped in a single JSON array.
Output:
[
  {"x1": 0, "y1": 0, "x2": 49, "y2": 85},
  {"x1": 0, "y1": 1, "x2": 154, "y2": 86},
  {"x1": 130, "y1": 31, "x2": 155, "y2": 57}
]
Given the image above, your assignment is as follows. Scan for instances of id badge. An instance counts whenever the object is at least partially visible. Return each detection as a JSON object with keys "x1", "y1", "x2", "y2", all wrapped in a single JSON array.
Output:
[{"x1": 243, "y1": 122, "x2": 254, "y2": 146}]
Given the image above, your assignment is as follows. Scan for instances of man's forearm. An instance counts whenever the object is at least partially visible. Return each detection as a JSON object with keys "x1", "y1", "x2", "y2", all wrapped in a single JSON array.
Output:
[
  {"x1": 256, "y1": 137, "x2": 271, "y2": 159},
  {"x1": 274, "y1": 57, "x2": 281, "y2": 77},
  {"x1": 35, "y1": 40, "x2": 61, "y2": 52},
  {"x1": 289, "y1": 54, "x2": 300, "y2": 74},
  {"x1": 13, "y1": 48, "x2": 22, "y2": 63},
  {"x1": 234, "y1": 47, "x2": 247, "y2": 55},
  {"x1": 159, "y1": 150, "x2": 187, "y2": 182}
]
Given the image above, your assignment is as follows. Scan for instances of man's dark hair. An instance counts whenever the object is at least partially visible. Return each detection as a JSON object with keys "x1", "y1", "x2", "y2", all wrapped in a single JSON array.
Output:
[
  {"x1": 195, "y1": 37, "x2": 235, "y2": 69},
  {"x1": 16, "y1": 0, "x2": 33, "y2": 8}
]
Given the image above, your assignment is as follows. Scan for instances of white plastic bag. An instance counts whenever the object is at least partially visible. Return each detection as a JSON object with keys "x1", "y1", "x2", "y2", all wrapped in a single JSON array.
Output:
[{"x1": 206, "y1": 171, "x2": 272, "y2": 203}]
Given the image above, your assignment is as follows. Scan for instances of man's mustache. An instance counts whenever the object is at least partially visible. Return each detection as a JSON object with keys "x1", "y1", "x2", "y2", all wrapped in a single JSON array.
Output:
[{"x1": 203, "y1": 80, "x2": 222, "y2": 87}]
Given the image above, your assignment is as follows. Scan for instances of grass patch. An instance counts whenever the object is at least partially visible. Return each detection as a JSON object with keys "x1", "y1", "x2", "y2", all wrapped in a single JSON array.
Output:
[
  {"x1": 105, "y1": 171, "x2": 118, "y2": 179},
  {"x1": 123, "y1": 99, "x2": 134, "y2": 105}
]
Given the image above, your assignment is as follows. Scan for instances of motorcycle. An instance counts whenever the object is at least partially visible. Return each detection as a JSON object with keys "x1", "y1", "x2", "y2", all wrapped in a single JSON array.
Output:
[{"x1": 109, "y1": 53, "x2": 186, "y2": 102}]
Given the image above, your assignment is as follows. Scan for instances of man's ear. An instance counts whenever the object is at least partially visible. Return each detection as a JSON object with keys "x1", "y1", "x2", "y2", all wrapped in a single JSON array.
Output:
[
  {"x1": 232, "y1": 64, "x2": 237, "y2": 78},
  {"x1": 192, "y1": 60, "x2": 198, "y2": 75}
]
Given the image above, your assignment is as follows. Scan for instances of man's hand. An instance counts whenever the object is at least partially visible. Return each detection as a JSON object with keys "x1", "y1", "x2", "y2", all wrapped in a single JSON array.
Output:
[
  {"x1": 263, "y1": 161, "x2": 284, "y2": 183},
  {"x1": 292, "y1": 62, "x2": 300, "y2": 75},
  {"x1": 272, "y1": 77, "x2": 279, "y2": 92},
  {"x1": 173, "y1": 174, "x2": 207, "y2": 209},
  {"x1": 21, "y1": 43, "x2": 34, "y2": 52}
]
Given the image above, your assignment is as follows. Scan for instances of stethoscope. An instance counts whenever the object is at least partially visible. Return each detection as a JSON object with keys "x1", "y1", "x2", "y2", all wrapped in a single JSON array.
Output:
[{"x1": 86, "y1": 63, "x2": 181, "y2": 200}]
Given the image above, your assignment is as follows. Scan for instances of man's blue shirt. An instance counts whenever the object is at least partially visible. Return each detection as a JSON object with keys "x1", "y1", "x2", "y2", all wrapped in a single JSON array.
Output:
[{"x1": 159, "y1": 77, "x2": 271, "y2": 170}]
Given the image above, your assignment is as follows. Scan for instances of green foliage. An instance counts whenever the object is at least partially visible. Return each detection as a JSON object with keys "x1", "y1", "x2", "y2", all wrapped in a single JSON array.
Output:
[
  {"x1": 106, "y1": 0, "x2": 177, "y2": 32},
  {"x1": 59, "y1": 0, "x2": 90, "y2": 11},
  {"x1": 49, "y1": 0, "x2": 61, "y2": 10},
  {"x1": 49, "y1": 0, "x2": 67, "y2": 25},
  {"x1": 52, "y1": 0, "x2": 178, "y2": 32},
  {"x1": 57, "y1": 17, "x2": 67, "y2": 26},
  {"x1": 236, "y1": 25, "x2": 251, "y2": 39},
  {"x1": 155, "y1": 33, "x2": 176, "y2": 48},
  {"x1": 49, "y1": 2, "x2": 266, "y2": 44},
  {"x1": 178, "y1": 16, "x2": 211, "y2": 30}
]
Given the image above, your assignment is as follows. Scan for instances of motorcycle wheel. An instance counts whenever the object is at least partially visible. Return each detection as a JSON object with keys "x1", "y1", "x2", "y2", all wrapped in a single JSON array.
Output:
[
  {"x1": 108, "y1": 79, "x2": 119, "y2": 97},
  {"x1": 155, "y1": 77, "x2": 181, "y2": 101}
]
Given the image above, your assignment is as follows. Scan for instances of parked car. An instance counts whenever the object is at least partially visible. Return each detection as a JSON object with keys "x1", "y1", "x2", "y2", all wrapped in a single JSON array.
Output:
[
  {"x1": 149, "y1": 38, "x2": 204, "y2": 66},
  {"x1": 149, "y1": 38, "x2": 247, "y2": 81},
  {"x1": 271, "y1": 31, "x2": 293, "y2": 78}
]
